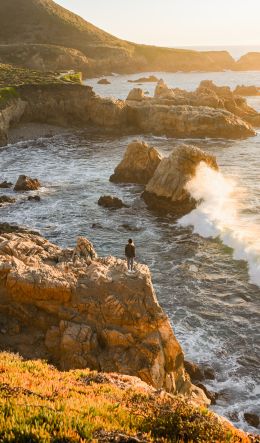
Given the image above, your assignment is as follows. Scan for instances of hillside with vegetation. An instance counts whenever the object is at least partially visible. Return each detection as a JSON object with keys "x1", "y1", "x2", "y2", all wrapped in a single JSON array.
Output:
[
  {"x1": 0, "y1": 352, "x2": 255, "y2": 442},
  {"x1": 0, "y1": 0, "x2": 237, "y2": 76}
]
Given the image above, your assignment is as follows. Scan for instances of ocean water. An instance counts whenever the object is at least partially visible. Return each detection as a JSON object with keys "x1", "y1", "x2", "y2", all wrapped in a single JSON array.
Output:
[
  {"x1": 84, "y1": 70, "x2": 260, "y2": 101},
  {"x1": 1, "y1": 71, "x2": 260, "y2": 433}
]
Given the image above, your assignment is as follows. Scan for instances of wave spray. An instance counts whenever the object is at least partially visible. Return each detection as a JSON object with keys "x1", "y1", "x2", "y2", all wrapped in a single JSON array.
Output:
[{"x1": 179, "y1": 162, "x2": 260, "y2": 287}]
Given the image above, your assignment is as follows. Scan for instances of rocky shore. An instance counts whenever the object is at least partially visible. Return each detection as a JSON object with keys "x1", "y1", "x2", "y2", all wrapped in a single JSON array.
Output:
[
  {"x1": 1, "y1": 67, "x2": 259, "y2": 146},
  {"x1": 0, "y1": 231, "x2": 208, "y2": 406}
]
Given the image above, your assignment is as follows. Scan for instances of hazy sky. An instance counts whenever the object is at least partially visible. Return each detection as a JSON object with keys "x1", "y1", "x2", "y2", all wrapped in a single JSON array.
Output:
[{"x1": 55, "y1": 0, "x2": 260, "y2": 47}]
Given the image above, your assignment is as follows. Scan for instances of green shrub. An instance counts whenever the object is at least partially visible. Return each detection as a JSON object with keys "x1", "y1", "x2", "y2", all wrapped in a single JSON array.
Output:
[
  {"x1": 0, "y1": 86, "x2": 19, "y2": 104},
  {"x1": 60, "y1": 72, "x2": 82, "y2": 84}
]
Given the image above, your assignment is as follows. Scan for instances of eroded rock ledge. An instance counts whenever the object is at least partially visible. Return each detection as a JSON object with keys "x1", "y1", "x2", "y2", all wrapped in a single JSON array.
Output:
[
  {"x1": 0, "y1": 76, "x2": 258, "y2": 146},
  {"x1": 0, "y1": 232, "x2": 207, "y2": 405}
]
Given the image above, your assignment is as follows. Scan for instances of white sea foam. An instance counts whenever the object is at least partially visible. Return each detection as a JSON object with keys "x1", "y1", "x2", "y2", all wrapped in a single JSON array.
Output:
[{"x1": 179, "y1": 162, "x2": 260, "y2": 287}]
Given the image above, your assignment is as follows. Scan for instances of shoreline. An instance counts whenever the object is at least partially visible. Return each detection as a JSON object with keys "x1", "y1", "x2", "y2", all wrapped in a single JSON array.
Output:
[{"x1": 8, "y1": 122, "x2": 70, "y2": 145}]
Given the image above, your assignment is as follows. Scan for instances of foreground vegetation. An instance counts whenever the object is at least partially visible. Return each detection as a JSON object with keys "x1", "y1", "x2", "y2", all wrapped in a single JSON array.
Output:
[{"x1": 0, "y1": 352, "x2": 255, "y2": 442}]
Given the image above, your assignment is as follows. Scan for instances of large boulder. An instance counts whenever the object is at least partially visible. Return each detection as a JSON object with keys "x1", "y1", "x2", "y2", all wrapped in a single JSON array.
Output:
[
  {"x1": 0, "y1": 232, "x2": 208, "y2": 405},
  {"x1": 98, "y1": 195, "x2": 129, "y2": 209},
  {"x1": 14, "y1": 175, "x2": 41, "y2": 191},
  {"x1": 126, "y1": 88, "x2": 145, "y2": 102},
  {"x1": 154, "y1": 79, "x2": 175, "y2": 99},
  {"x1": 143, "y1": 144, "x2": 218, "y2": 214},
  {"x1": 110, "y1": 140, "x2": 162, "y2": 185},
  {"x1": 97, "y1": 78, "x2": 111, "y2": 85}
]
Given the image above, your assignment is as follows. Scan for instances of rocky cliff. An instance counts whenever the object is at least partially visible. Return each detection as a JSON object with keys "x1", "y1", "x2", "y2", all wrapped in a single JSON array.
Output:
[
  {"x1": 236, "y1": 52, "x2": 260, "y2": 71},
  {"x1": 0, "y1": 71, "x2": 258, "y2": 146},
  {"x1": 0, "y1": 232, "x2": 207, "y2": 404}
]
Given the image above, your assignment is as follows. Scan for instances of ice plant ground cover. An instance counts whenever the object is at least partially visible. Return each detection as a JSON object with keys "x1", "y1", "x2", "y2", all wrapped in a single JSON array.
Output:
[{"x1": 0, "y1": 352, "x2": 255, "y2": 442}]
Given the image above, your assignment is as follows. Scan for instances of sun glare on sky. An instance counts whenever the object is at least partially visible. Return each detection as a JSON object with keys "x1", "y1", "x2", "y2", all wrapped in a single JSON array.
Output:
[{"x1": 55, "y1": 0, "x2": 260, "y2": 47}]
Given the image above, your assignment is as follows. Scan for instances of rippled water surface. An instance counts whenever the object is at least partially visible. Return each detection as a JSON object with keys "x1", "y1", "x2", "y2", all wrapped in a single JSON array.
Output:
[{"x1": 1, "y1": 71, "x2": 260, "y2": 432}]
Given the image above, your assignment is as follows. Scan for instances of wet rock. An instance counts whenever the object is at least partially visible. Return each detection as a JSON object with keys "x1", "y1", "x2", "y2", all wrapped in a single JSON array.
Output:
[
  {"x1": 14, "y1": 175, "x2": 41, "y2": 192},
  {"x1": 0, "y1": 196, "x2": 16, "y2": 206},
  {"x1": 0, "y1": 222, "x2": 39, "y2": 235},
  {"x1": 126, "y1": 88, "x2": 145, "y2": 101},
  {"x1": 0, "y1": 181, "x2": 13, "y2": 189},
  {"x1": 28, "y1": 195, "x2": 41, "y2": 202},
  {"x1": 244, "y1": 413, "x2": 260, "y2": 428},
  {"x1": 196, "y1": 383, "x2": 218, "y2": 405},
  {"x1": 110, "y1": 140, "x2": 162, "y2": 185},
  {"x1": 143, "y1": 144, "x2": 218, "y2": 215},
  {"x1": 184, "y1": 360, "x2": 204, "y2": 382},
  {"x1": 97, "y1": 78, "x2": 111, "y2": 85},
  {"x1": 121, "y1": 224, "x2": 142, "y2": 232},
  {"x1": 98, "y1": 195, "x2": 129, "y2": 209},
  {"x1": 91, "y1": 223, "x2": 103, "y2": 229},
  {"x1": 204, "y1": 366, "x2": 215, "y2": 380}
]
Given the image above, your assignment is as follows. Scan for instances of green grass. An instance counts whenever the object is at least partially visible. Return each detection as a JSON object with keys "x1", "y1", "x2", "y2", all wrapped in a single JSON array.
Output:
[
  {"x1": 0, "y1": 352, "x2": 253, "y2": 443},
  {"x1": 0, "y1": 64, "x2": 83, "y2": 88}
]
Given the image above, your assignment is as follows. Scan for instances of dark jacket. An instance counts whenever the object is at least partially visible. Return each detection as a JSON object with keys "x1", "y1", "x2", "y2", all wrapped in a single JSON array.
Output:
[{"x1": 125, "y1": 243, "x2": 136, "y2": 258}]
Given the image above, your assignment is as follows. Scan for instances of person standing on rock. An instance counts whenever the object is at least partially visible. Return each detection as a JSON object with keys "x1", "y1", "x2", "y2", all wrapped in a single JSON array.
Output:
[{"x1": 125, "y1": 239, "x2": 136, "y2": 272}]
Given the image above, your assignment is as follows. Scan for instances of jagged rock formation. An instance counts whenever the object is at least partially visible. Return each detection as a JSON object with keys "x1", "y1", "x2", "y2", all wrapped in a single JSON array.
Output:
[
  {"x1": 0, "y1": 232, "x2": 207, "y2": 404},
  {"x1": 14, "y1": 175, "x2": 41, "y2": 191},
  {"x1": 154, "y1": 79, "x2": 175, "y2": 99},
  {"x1": 151, "y1": 79, "x2": 260, "y2": 127},
  {"x1": 142, "y1": 145, "x2": 218, "y2": 214},
  {"x1": 126, "y1": 101, "x2": 255, "y2": 138},
  {"x1": 126, "y1": 88, "x2": 145, "y2": 102},
  {"x1": 0, "y1": 74, "x2": 258, "y2": 146},
  {"x1": 110, "y1": 141, "x2": 162, "y2": 185},
  {"x1": 197, "y1": 80, "x2": 260, "y2": 126}
]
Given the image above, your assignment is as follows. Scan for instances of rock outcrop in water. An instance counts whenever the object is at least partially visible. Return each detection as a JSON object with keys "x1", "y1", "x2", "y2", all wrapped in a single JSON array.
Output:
[
  {"x1": 98, "y1": 195, "x2": 129, "y2": 209},
  {"x1": 0, "y1": 232, "x2": 207, "y2": 404},
  {"x1": 14, "y1": 175, "x2": 41, "y2": 191},
  {"x1": 142, "y1": 144, "x2": 218, "y2": 214},
  {"x1": 110, "y1": 140, "x2": 162, "y2": 184}
]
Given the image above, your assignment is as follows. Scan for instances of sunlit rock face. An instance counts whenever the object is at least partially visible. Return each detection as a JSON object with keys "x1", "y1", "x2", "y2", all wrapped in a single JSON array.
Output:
[
  {"x1": 143, "y1": 144, "x2": 218, "y2": 214},
  {"x1": 0, "y1": 232, "x2": 208, "y2": 404},
  {"x1": 126, "y1": 88, "x2": 145, "y2": 101},
  {"x1": 110, "y1": 140, "x2": 162, "y2": 185}
]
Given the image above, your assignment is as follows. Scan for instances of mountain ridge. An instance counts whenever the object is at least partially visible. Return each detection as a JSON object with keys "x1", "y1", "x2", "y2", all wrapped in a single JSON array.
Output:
[{"x1": 0, "y1": 0, "x2": 239, "y2": 76}]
